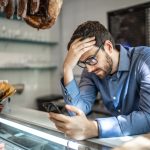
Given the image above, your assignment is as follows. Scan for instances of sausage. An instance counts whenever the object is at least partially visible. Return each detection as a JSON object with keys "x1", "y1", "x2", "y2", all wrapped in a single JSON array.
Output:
[
  {"x1": 30, "y1": 0, "x2": 40, "y2": 14},
  {"x1": 0, "y1": 0, "x2": 8, "y2": 12},
  {"x1": 17, "y1": 0, "x2": 26, "y2": 18},
  {"x1": 4, "y1": 0, "x2": 15, "y2": 19},
  {"x1": 0, "y1": 0, "x2": 8, "y2": 7}
]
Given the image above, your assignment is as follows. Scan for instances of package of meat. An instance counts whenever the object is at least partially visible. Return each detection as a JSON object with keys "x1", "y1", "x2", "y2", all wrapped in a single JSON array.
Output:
[{"x1": 4, "y1": 0, "x2": 15, "y2": 19}]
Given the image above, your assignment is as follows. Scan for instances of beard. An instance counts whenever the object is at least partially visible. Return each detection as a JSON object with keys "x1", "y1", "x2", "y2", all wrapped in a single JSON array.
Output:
[
  {"x1": 95, "y1": 52, "x2": 113, "y2": 79},
  {"x1": 105, "y1": 51, "x2": 113, "y2": 75}
]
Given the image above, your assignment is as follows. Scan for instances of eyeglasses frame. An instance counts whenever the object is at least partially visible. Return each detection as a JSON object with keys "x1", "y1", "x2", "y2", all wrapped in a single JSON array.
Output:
[{"x1": 77, "y1": 44, "x2": 104, "y2": 68}]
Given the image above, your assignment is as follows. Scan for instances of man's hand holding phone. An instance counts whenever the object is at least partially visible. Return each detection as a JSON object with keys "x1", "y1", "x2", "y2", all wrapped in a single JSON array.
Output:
[{"x1": 49, "y1": 105, "x2": 98, "y2": 140}]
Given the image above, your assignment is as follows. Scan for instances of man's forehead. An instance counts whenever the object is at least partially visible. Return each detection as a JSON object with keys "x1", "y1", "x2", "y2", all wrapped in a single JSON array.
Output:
[{"x1": 79, "y1": 46, "x2": 98, "y2": 61}]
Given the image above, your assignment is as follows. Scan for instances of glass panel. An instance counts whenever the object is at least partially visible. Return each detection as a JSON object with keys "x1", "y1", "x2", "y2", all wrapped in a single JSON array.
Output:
[
  {"x1": 0, "y1": 122, "x2": 68, "y2": 150},
  {"x1": 0, "y1": 117, "x2": 111, "y2": 150}
]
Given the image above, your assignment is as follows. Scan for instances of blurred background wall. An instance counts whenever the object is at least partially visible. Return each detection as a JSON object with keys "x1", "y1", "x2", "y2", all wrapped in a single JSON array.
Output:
[{"x1": 0, "y1": 0, "x2": 149, "y2": 109}]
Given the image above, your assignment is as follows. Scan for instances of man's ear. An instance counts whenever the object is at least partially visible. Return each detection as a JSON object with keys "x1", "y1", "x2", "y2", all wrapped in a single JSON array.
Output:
[{"x1": 103, "y1": 40, "x2": 114, "y2": 54}]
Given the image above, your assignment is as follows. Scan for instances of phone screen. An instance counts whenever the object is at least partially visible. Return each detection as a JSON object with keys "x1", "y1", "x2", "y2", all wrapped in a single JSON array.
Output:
[{"x1": 43, "y1": 102, "x2": 63, "y2": 114}]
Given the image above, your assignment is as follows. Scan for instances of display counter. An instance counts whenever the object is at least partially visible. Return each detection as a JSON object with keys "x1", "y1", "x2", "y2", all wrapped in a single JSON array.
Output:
[
  {"x1": 0, "y1": 105, "x2": 112, "y2": 150},
  {"x1": 2, "y1": 104, "x2": 149, "y2": 150}
]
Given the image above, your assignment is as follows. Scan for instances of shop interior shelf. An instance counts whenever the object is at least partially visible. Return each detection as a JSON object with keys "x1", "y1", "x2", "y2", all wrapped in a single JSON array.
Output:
[{"x1": 0, "y1": 37, "x2": 58, "y2": 46}]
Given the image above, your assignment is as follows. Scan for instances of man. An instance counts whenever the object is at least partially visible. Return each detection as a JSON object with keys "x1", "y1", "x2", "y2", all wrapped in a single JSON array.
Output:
[{"x1": 49, "y1": 21, "x2": 150, "y2": 140}]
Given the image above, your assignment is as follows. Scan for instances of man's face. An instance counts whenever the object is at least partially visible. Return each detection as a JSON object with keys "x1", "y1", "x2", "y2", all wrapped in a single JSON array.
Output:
[{"x1": 79, "y1": 46, "x2": 113, "y2": 79}]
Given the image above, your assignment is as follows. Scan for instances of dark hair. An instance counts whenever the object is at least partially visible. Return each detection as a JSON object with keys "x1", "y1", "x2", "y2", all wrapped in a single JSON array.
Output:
[{"x1": 67, "y1": 21, "x2": 115, "y2": 50}]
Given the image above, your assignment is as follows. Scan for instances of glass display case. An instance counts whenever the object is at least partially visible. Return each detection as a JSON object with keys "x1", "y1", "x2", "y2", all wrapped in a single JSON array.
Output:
[{"x1": 0, "y1": 114, "x2": 111, "y2": 150}]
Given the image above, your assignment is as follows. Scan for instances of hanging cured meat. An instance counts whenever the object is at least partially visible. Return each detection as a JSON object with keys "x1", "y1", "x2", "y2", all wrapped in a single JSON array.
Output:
[
  {"x1": 17, "y1": 0, "x2": 27, "y2": 18},
  {"x1": 30, "y1": 0, "x2": 40, "y2": 14},
  {"x1": 0, "y1": 0, "x2": 63, "y2": 29},
  {"x1": 25, "y1": 0, "x2": 63, "y2": 29},
  {"x1": 0, "y1": 0, "x2": 8, "y2": 8},
  {"x1": 4, "y1": 0, "x2": 15, "y2": 19}
]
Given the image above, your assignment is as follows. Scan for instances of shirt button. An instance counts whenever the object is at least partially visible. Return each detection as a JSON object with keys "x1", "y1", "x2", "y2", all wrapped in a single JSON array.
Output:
[
  {"x1": 113, "y1": 96, "x2": 116, "y2": 100},
  {"x1": 64, "y1": 90, "x2": 67, "y2": 95},
  {"x1": 68, "y1": 96, "x2": 72, "y2": 102}
]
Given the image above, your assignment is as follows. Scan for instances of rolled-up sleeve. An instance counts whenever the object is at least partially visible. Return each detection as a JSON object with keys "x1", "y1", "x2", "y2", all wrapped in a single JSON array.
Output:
[
  {"x1": 60, "y1": 70, "x2": 98, "y2": 115},
  {"x1": 96, "y1": 111, "x2": 150, "y2": 138},
  {"x1": 60, "y1": 78, "x2": 80, "y2": 104}
]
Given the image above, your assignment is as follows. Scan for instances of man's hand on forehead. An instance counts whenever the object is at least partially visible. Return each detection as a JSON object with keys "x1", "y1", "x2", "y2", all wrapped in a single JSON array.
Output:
[
  {"x1": 64, "y1": 37, "x2": 96, "y2": 71},
  {"x1": 72, "y1": 37, "x2": 96, "y2": 54},
  {"x1": 74, "y1": 36, "x2": 95, "y2": 45}
]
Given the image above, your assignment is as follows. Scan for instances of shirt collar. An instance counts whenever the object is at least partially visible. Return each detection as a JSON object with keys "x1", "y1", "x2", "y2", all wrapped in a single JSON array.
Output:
[
  {"x1": 117, "y1": 44, "x2": 130, "y2": 72},
  {"x1": 106, "y1": 44, "x2": 130, "y2": 80}
]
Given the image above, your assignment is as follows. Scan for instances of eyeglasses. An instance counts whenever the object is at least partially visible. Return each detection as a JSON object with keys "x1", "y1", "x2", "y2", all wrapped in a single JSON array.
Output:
[{"x1": 77, "y1": 44, "x2": 103, "y2": 68}]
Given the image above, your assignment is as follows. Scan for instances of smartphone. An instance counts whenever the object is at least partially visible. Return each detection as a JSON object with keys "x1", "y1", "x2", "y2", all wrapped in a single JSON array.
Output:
[{"x1": 43, "y1": 102, "x2": 63, "y2": 114}]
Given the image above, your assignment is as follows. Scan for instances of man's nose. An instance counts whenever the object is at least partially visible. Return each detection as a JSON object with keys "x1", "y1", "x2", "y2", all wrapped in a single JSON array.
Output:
[{"x1": 86, "y1": 65, "x2": 95, "y2": 73}]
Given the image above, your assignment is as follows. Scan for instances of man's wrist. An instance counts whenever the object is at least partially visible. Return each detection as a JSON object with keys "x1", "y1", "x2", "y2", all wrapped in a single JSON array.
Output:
[
  {"x1": 63, "y1": 62, "x2": 73, "y2": 71},
  {"x1": 63, "y1": 66, "x2": 72, "y2": 74},
  {"x1": 91, "y1": 120, "x2": 99, "y2": 137},
  {"x1": 86, "y1": 120, "x2": 98, "y2": 139},
  {"x1": 63, "y1": 66, "x2": 74, "y2": 86}
]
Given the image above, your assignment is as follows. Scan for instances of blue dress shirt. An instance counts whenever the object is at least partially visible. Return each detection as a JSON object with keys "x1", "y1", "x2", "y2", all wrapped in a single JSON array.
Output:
[{"x1": 60, "y1": 45, "x2": 150, "y2": 138}]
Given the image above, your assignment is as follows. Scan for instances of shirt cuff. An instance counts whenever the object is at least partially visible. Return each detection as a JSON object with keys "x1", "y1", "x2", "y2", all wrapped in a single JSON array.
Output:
[
  {"x1": 60, "y1": 78, "x2": 79, "y2": 103},
  {"x1": 65, "y1": 79, "x2": 80, "y2": 98},
  {"x1": 95, "y1": 117, "x2": 123, "y2": 138},
  {"x1": 60, "y1": 78, "x2": 79, "y2": 116}
]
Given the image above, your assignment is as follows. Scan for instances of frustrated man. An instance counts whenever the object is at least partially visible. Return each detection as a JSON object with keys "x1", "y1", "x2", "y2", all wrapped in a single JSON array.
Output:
[{"x1": 49, "y1": 21, "x2": 150, "y2": 140}]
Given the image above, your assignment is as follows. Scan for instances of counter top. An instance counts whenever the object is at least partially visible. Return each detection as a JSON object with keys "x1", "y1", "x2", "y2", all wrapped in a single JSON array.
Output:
[
  {"x1": 1, "y1": 104, "x2": 149, "y2": 148},
  {"x1": 1, "y1": 105, "x2": 57, "y2": 132}
]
